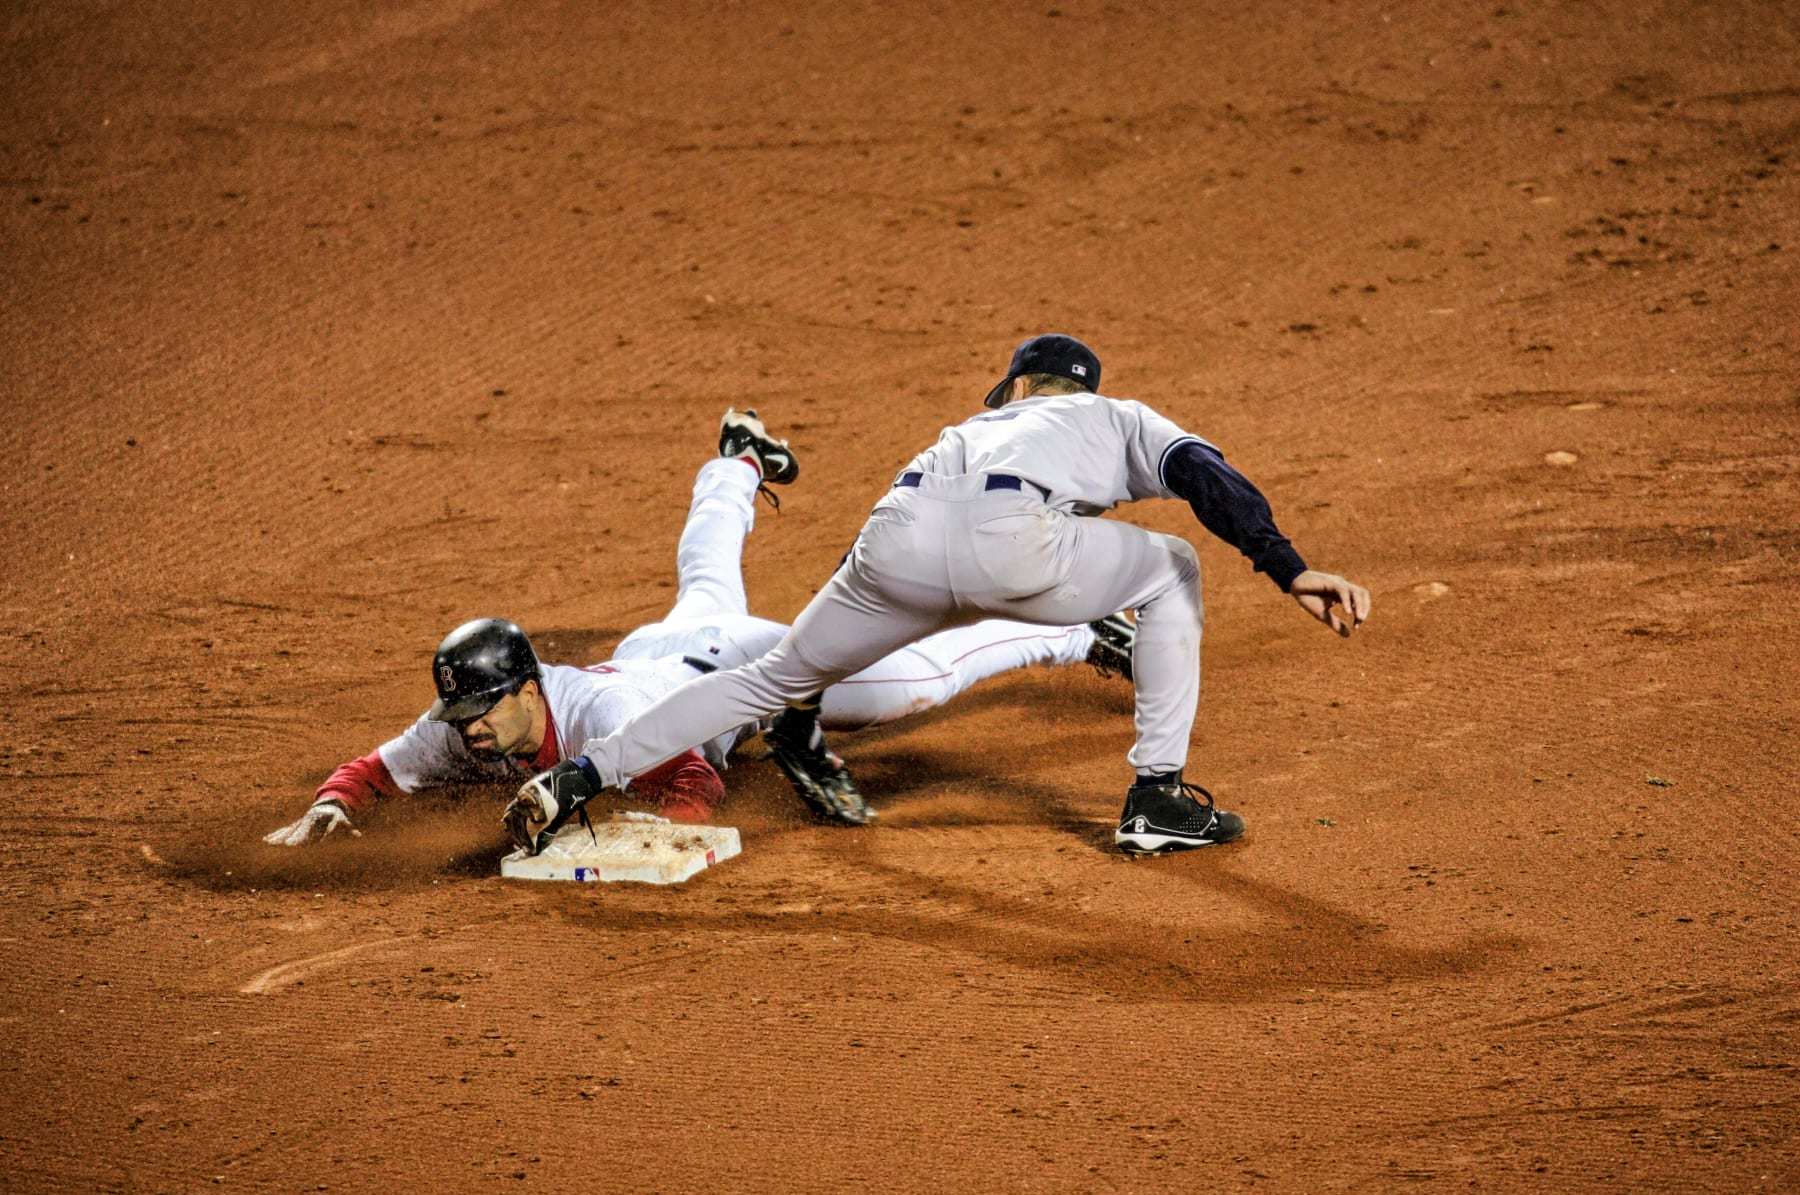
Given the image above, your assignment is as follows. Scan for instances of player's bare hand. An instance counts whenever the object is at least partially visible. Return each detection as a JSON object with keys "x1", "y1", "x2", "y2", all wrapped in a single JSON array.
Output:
[
  {"x1": 1289, "y1": 570, "x2": 1371, "y2": 638},
  {"x1": 263, "y1": 799, "x2": 359, "y2": 846}
]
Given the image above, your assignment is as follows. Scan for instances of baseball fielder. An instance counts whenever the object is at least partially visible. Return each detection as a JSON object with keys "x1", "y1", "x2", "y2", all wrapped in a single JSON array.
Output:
[
  {"x1": 265, "y1": 408, "x2": 1134, "y2": 845},
  {"x1": 506, "y1": 335, "x2": 1370, "y2": 857}
]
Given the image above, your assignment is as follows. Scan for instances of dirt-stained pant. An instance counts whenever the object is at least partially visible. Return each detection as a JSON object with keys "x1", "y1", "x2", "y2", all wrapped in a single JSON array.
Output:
[{"x1": 582, "y1": 471, "x2": 1202, "y2": 785}]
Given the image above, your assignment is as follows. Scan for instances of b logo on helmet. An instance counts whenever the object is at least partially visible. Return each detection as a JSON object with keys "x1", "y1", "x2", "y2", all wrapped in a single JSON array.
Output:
[{"x1": 439, "y1": 664, "x2": 456, "y2": 693}]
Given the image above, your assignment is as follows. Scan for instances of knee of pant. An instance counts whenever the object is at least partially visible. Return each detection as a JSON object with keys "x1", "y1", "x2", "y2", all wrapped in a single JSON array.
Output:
[
  {"x1": 888, "y1": 671, "x2": 958, "y2": 720},
  {"x1": 896, "y1": 647, "x2": 961, "y2": 710},
  {"x1": 1159, "y1": 533, "x2": 1201, "y2": 582},
  {"x1": 1147, "y1": 536, "x2": 1204, "y2": 626}
]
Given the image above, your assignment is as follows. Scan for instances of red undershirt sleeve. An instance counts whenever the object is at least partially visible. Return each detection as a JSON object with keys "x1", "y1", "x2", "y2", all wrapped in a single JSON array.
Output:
[
  {"x1": 628, "y1": 749, "x2": 725, "y2": 823},
  {"x1": 314, "y1": 750, "x2": 405, "y2": 814}
]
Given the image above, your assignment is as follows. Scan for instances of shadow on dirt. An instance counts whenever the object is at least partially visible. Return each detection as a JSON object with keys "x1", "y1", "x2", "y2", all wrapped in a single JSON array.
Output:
[
  {"x1": 880, "y1": 854, "x2": 1520, "y2": 1005},
  {"x1": 518, "y1": 743, "x2": 1519, "y2": 1006},
  {"x1": 544, "y1": 837, "x2": 1520, "y2": 1005},
  {"x1": 514, "y1": 722, "x2": 1519, "y2": 1005}
]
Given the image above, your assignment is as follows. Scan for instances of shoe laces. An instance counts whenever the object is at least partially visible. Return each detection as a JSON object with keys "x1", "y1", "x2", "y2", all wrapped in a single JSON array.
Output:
[
  {"x1": 1180, "y1": 780, "x2": 1216, "y2": 812},
  {"x1": 1133, "y1": 775, "x2": 1216, "y2": 812}
]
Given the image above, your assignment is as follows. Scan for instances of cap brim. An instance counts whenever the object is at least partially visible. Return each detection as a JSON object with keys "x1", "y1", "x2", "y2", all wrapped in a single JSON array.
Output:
[
  {"x1": 982, "y1": 375, "x2": 1016, "y2": 408},
  {"x1": 427, "y1": 692, "x2": 503, "y2": 723}
]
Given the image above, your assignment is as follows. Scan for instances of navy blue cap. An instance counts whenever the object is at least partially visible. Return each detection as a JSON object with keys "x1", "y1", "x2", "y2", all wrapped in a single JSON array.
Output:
[{"x1": 982, "y1": 334, "x2": 1102, "y2": 408}]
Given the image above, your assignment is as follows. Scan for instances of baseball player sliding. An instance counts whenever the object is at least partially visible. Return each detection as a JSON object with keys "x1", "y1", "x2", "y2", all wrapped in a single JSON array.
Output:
[
  {"x1": 506, "y1": 335, "x2": 1371, "y2": 857},
  {"x1": 265, "y1": 408, "x2": 1135, "y2": 845}
]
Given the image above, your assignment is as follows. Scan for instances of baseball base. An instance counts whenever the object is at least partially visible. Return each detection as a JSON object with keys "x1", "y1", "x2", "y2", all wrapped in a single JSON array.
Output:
[{"x1": 499, "y1": 815, "x2": 741, "y2": 885}]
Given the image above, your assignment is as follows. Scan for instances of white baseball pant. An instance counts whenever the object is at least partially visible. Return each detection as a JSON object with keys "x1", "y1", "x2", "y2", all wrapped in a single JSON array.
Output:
[{"x1": 584, "y1": 470, "x2": 1201, "y2": 784}]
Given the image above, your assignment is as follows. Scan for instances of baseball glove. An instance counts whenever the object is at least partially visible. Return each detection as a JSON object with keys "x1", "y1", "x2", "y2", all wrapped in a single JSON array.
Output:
[{"x1": 503, "y1": 759, "x2": 603, "y2": 855}]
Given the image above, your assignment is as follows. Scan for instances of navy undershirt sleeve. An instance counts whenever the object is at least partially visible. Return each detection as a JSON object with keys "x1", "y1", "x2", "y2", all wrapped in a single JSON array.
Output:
[{"x1": 1162, "y1": 440, "x2": 1308, "y2": 592}]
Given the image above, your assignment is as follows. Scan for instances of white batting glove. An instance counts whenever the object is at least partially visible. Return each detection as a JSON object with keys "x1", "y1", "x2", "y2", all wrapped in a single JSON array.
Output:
[{"x1": 263, "y1": 799, "x2": 360, "y2": 846}]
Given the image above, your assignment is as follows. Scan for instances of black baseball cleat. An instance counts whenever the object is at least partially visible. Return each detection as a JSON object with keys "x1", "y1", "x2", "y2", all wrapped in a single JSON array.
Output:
[
  {"x1": 720, "y1": 408, "x2": 800, "y2": 485},
  {"x1": 764, "y1": 703, "x2": 875, "y2": 826},
  {"x1": 1086, "y1": 612, "x2": 1136, "y2": 681},
  {"x1": 1113, "y1": 773, "x2": 1244, "y2": 855}
]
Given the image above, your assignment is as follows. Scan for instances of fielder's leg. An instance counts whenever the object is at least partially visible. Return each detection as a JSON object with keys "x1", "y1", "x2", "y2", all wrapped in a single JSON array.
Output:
[
  {"x1": 960, "y1": 509, "x2": 1204, "y2": 777},
  {"x1": 965, "y1": 511, "x2": 1238, "y2": 852}
]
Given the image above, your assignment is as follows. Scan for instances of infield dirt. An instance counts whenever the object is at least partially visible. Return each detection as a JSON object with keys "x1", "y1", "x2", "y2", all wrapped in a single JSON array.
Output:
[{"x1": 3, "y1": 2, "x2": 1797, "y2": 1191}]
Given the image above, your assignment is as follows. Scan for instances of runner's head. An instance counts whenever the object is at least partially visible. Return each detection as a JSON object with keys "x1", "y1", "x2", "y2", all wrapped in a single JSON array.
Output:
[{"x1": 425, "y1": 619, "x2": 548, "y2": 760}]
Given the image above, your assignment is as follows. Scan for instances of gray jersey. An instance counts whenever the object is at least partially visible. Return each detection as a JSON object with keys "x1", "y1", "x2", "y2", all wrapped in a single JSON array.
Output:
[
  {"x1": 903, "y1": 391, "x2": 1212, "y2": 516},
  {"x1": 378, "y1": 658, "x2": 710, "y2": 792}
]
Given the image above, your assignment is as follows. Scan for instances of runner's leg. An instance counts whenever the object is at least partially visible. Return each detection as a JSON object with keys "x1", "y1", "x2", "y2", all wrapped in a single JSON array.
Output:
[
  {"x1": 818, "y1": 620, "x2": 1095, "y2": 730},
  {"x1": 615, "y1": 457, "x2": 762, "y2": 661}
]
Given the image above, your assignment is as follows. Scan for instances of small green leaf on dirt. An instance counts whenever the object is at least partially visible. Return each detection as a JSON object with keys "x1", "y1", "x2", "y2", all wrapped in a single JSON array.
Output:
[
  {"x1": 1315, "y1": 817, "x2": 1336, "y2": 827},
  {"x1": 1646, "y1": 775, "x2": 1674, "y2": 788}
]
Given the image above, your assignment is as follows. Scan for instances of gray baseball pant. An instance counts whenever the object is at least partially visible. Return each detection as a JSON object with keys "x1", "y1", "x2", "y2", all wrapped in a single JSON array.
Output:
[{"x1": 580, "y1": 472, "x2": 1203, "y2": 785}]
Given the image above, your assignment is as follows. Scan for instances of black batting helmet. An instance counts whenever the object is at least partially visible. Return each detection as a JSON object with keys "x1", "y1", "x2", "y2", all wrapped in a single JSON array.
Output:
[{"x1": 426, "y1": 618, "x2": 542, "y2": 723}]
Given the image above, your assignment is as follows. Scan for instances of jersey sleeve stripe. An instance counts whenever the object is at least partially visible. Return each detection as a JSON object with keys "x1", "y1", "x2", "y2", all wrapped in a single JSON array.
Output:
[{"x1": 1157, "y1": 436, "x2": 1207, "y2": 491}]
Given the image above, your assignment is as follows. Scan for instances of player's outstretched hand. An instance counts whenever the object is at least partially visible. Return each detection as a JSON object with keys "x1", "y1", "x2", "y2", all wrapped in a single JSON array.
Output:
[
  {"x1": 1289, "y1": 569, "x2": 1371, "y2": 638},
  {"x1": 263, "y1": 799, "x2": 359, "y2": 846}
]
